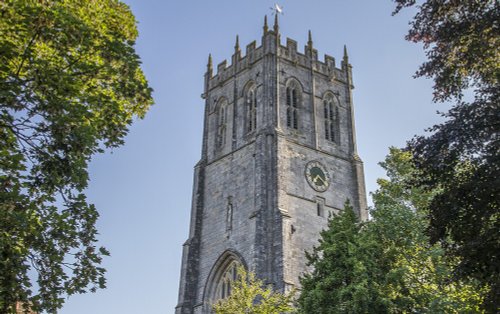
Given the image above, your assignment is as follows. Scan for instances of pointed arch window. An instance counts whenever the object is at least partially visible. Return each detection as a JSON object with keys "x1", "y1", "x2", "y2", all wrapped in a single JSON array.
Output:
[
  {"x1": 214, "y1": 261, "x2": 239, "y2": 300},
  {"x1": 286, "y1": 81, "x2": 300, "y2": 129},
  {"x1": 216, "y1": 100, "x2": 228, "y2": 150},
  {"x1": 323, "y1": 94, "x2": 339, "y2": 143},
  {"x1": 246, "y1": 86, "x2": 257, "y2": 133},
  {"x1": 205, "y1": 252, "x2": 245, "y2": 306}
]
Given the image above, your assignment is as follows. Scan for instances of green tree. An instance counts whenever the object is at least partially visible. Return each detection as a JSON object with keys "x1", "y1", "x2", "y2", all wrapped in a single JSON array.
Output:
[
  {"x1": 370, "y1": 148, "x2": 484, "y2": 313},
  {"x1": 298, "y1": 202, "x2": 391, "y2": 314},
  {"x1": 392, "y1": 1, "x2": 499, "y2": 310},
  {"x1": 298, "y1": 149, "x2": 484, "y2": 313},
  {"x1": 212, "y1": 267, "x2": 295, "y2": 314},
  {"x1": 0, "y1": 0, "x2": 153, "y2": 313}
]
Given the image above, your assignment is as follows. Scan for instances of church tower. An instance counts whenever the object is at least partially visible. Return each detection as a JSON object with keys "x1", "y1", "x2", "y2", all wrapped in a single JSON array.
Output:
[{"x1": 176, "y1": 16, "x2": 367, "y2": 314}]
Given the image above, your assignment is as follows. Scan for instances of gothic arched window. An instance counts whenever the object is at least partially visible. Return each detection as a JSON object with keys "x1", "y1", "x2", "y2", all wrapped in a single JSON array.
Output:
[
  {"x1": 204, "y1": 251, "x2": 245, "y2": 308},
  {"x1": 286, "y1": 80, "x2": 300, "y2": 129},
  {"x1": 214, "y1": 261, "x2": 239, "y2": 300},
  {"x1": 323, "y1": 94, "x2": 339, "y2": 143},
  {"x1": 323, "y1": 94, "x2": 334, "y2": 141},
  {"x1": 245, "y1": 86, "x2": 257, "y2": 133},
  {"x1": 216, "y1": 100, "x2": 228, "y2": 150}
]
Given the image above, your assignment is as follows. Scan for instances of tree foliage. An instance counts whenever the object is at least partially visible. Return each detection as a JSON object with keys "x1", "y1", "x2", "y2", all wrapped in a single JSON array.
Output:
[
  {"x1": 393, "y1": 1, "x2": 499, "y2": 310},
  {"x1": 0, "y1": 0, "x2": 153, "y2": 312},
  {"x1": 212, "y1": 267, "x2": 295, "y2": 314},
  {"x1": 298, "y1": 201, "x2": 391, "y2": 314},
  {"x1": 298, "y1": 149, "x2": 485, "y2": 313},
  {"x1": 370, "y1": 148, "x2": 484, "y2": 313}
]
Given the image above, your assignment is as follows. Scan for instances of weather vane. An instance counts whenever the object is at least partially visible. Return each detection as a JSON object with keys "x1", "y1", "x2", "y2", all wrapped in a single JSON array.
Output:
[{"x1": 270, "y1": 3, "x2": 284, "y2": 16}]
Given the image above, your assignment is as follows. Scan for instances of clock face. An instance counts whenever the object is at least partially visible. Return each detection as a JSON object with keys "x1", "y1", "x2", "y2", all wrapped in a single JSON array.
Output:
[{"x1": 305, "y1": 161, "x2": 330, "y2": 192}]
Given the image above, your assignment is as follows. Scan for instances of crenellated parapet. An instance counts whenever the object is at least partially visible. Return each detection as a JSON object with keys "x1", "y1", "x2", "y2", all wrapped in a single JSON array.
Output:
[
  {"x1": 206, "y1": 16, "x2": 351, "y2": 91},
  {"x1": 277, "y1": 41, "x2": 348, "y2": 84}
]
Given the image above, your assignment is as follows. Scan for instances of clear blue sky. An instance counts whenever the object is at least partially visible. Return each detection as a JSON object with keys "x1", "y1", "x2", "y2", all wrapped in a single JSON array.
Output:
[{"x1": 59, "y1": 1, "x2": 444, "y2": 313}]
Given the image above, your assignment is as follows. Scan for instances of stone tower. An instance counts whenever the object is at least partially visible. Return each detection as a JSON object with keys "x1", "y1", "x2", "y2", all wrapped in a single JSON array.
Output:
[{"x1": 176, "y1": 16, "x2": 367, "y2": 314}]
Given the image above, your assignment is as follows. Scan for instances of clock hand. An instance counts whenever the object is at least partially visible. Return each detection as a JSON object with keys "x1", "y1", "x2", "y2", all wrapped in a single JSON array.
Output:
[
  {"x1": 313, "y1": 174, "x2": 326, "y2": 185},
  {"x1": 316, "y1": 174, "x2": 326, "y2": 185}
]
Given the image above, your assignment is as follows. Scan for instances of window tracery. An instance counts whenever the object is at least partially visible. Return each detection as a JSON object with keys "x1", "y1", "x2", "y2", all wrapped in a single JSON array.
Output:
[
  {"x1": 216, "y1": 100, "x2": 228, "y2": 149},
  {"x1": 214, "y1": 261, "x2": 239, "y2": 301},
  {"x1": 246, "y1": 86, "x2": 257, "y2": 133},
  {"x1": 323, "y1": 94, "x2": 339, "y2": 143},
  {"x1": 286, "y1": 81, "x2": 300, "y2": 129}
]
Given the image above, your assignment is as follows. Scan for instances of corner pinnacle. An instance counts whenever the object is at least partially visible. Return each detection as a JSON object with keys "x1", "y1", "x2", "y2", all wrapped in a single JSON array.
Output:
[
  {"x1": 273, "y1": 13, "x2": 279, "y2": 33},
  {"x1": 235, "y1": 35, "x2": 240, "y2": 51},
  {"x1": 263, "y1": 15, "x2": 268, "y2": 33},
  {"x1": 343, "y1": 45, "x2": 349, "y2": 60},
  {"x1": 207, "y1": 53, "x2": 213, "y2": 70}
]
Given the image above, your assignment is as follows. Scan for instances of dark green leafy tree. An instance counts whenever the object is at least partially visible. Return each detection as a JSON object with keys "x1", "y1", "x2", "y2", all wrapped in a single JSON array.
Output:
[
  {"x1": 298, "y1": 201, "x2": 391, "y2": 314},
  {"x1": 370, "y1": 148, "x2": 484, "y2": 313},
  {"x1": 392, "y1": 1, "x2": 499, "y2": 310},
  {"x1": 0, "y1": 0, "x2": 153, "y2": 313},
  {"x1": 298, "y1": 149, "x2": 484, "y2": 313}
]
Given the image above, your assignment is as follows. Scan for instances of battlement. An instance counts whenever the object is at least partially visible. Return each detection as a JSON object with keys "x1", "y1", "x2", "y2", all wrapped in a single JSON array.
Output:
[
  {"x1": 206, "y1": 17, "x2": 350, "y2": 90},
  {"x1": 278, "y1": 37, "x2": 346, "y2": 80},
  {"x1": 207, "y1": 41, "x2": 264, "y2": 88}
]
